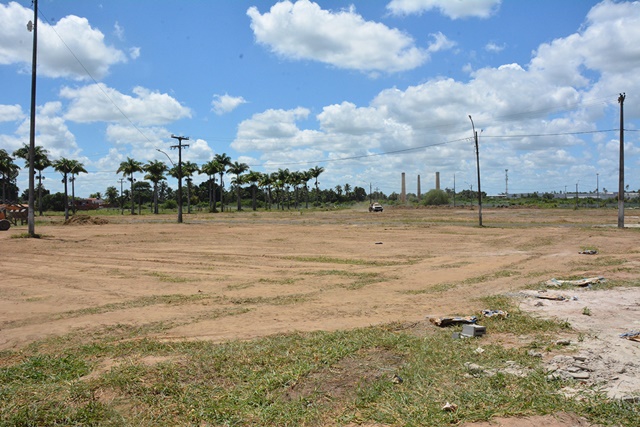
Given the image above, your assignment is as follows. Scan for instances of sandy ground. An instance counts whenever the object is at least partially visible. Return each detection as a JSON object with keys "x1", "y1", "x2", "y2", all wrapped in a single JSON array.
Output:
[{"x1": 1, "y1": 206, "x2": 639, "y2": 426}]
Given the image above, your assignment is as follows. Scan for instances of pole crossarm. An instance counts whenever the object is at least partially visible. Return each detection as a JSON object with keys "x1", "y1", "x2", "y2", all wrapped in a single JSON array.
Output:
[{"x1": 170, "y1": 134, "x2": 189, "y2": 223}]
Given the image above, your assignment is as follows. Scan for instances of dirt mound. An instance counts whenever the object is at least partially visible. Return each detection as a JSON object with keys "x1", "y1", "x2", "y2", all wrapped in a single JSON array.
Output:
[{"x1": 63, "y1": 215, "x2": 109, "y2": 225}]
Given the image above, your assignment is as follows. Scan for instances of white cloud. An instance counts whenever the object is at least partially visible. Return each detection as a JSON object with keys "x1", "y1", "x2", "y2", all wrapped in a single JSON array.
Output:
[
  {"x1": 211, "y1": 94, "x2": 247, "y2": 115},
  {"x1": 232, "y1": 107, "x2": 324, "y2": 152},
  {"x1": 15, "y1": 101, "x2": 80, "y2": 159},
  {"x1": 113, "y1": 21, "x2": 125, "y2": 41},
  {"x1": 485, "y1": 42, "x2": 505, "y2": 53},
  {"x1": 0, "y1": 104, "x2": 25, "y2": 122},
  {"x1": 247, "y1": 0, "x2": 428, "y2": 73},
  {"x1": 426, "y1": 32, "x2": 456, "y2": 53},
  {"x1": 0, "y1": 2, "x2": 126, "y2": 80},
  {"x1": 129, "y1": 47, "x2": 141, "y2": 60},
  {"x1": 61, "y1": 83, "x2": 192, "y2": 126},
  {"x1": 387, "y1": 0, "x2": 501, "y2": 19}
]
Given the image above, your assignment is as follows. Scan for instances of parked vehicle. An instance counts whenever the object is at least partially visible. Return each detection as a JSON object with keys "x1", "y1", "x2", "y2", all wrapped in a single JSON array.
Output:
[{"x1": 369, "y1": 202, "x2": 383, "y2": 212}]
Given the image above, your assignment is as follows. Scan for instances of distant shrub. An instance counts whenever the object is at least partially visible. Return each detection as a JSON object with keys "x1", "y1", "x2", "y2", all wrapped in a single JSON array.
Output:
[
  {"x1": 162, "y1": 199, "x2": 177, "y2": 209},
  {"x1": 424, "y1": 189, "x2": 449, "y2": 206}
]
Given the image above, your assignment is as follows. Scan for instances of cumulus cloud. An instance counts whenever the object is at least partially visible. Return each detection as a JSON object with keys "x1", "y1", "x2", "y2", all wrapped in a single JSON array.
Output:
[
  {"x1": 232, "y1": 107, "x2": 324, "y2": 152},
  {"x1": 211, "y1": 94, "x2": 247, "y2": 115},
  {"x1": 61, "y1": 83, "x2": 192, "y2": 126},
  {"x1": 387, "y1": 0, "x2": 501, "y2": 19},
  {"x1": 0, "y1": 104, "x2": 25, "y2": 122},
  {"x1": 247, "y1": 0, "x2": 428, "y2": 73},
  {"x1": 426, "y1": 32, "x2": 456, "y2": 53},
  {"x1": 0, "y1": 2, "x2": 126, "y2": 80},
  {"x1": 15, "y1": 101, "x2": 80, "y2": 159}
]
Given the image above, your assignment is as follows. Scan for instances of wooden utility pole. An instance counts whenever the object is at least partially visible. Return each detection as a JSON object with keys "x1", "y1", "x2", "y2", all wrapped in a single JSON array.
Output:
[
  {"x1": 170, "y1": 134, "x2": 189, "y2": 223},
  {"x1": 27, "y1": 0, "x2": 38, "y2": 236},
  {"x1": 118, "y1": 178, "x2": 125, "y2": 215},
  {"x1": 469, "y1": 115, "x2": 482, "y2": 226},
  {"x1": 618, "y1": 93, "x2": 625, "y2": 228}
]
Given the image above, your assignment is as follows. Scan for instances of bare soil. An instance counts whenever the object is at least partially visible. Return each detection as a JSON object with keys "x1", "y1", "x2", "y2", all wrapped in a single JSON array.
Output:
[{"x1": 1, "y1": 206, "x2": 639, "y2": 426}]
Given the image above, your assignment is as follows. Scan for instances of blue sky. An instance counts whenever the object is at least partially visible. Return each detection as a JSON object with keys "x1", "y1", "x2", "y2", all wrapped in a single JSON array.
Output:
[{"x1": 1, "y1": 0, "x2": 639, "y2": 198}]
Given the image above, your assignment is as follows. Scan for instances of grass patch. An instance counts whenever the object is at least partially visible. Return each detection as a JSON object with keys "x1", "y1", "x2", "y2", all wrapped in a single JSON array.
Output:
[
  {"x1": 10, "y1": 232, "x2": 43, "y2": 238},
  {"x1": 148, "y1": 272, "x2": 198, "y2": 283},
  {"x1": 285, "y1": 255, "x2": 398, "y2": 266},
  {"x1": 306, "y1": 269, "x2": 389, "y2": 290},
  {"x1": 0, "y1": 301, "x2": 635, "y2": 426}
]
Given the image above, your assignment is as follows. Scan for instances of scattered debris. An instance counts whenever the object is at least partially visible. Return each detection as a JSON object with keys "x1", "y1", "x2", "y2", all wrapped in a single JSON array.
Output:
[
  {"x1": 442, "y1": 402, "x2": 457, "y2": 412},
  {"x1": 374, "y1": 242, "x2": 383, "y2": 245},
  {"x1": 545, "y1": 277, "x2": 605, "y2": 287},
  {"x1": 429, "y1": 316, "x2": 477, "y2": 327},
  {"x1": 536, "y1": 294, "x2": 574, "y2": 301},
  {"x1": 461, "y1": 324, "x2": 486, "y2": 338},
  {"x1": 578, "y1": 249, "x2": 598, "y2": 255},
  {"x1": 391, "y1": 374, "x2": 403, "y2": 384},
  {"x1": 482, "y1": 309, "x2": 508, "y2": 318},
  {"x1": 620, "y1": 331, "x2": 640, "y2": 342}
]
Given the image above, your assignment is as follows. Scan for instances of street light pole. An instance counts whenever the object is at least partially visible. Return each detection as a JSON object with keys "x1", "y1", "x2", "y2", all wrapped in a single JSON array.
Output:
[
  {"x1": 27, "y1": 0, "x2": 38, "y2": 236},
  {"x1": 469, "y1": 115, "x2": 482, "y2": 226}
]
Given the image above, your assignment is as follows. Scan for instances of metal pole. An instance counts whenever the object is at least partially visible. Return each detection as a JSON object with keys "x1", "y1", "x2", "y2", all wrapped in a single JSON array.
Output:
[
  {"x1": 170, "y1": 135, "x2": 189, "y2": 223},
  {"x1": 618, "y1": 93, "x2": 625, "y2": 228},
  {"x1": 27, "y1": 0, "x2": 38, "y2": 236},
  {"x1": 469, "y1": 115, "x2": 482, "y2": 226}
]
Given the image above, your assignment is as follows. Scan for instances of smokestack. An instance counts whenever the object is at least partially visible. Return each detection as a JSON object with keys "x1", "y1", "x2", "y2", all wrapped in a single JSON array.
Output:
[
  {"x1": 435, "y1": 171, "x2": 440, "y2": 190},
  {"x1": 417, "y1": 175, "x2": 421, "y2": 201},
  {"x1": 401, "y1": 172, "x2": 406, "y2": 203}
]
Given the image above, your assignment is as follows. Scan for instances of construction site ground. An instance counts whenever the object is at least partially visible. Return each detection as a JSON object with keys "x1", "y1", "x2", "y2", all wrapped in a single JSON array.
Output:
[{"x1": 1, "y1": 206, "x2": 639, "y2": 426}]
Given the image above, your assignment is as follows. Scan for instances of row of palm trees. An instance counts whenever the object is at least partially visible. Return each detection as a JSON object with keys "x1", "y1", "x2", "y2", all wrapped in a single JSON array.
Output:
[
  {"x1": 115, "y1": 153, "x2": 326, "y2": 214},
  {"x1": 1, "y1": 145, "x2": 329, "y2": 216},
  {"x1": 1, "y1": 144, "x2": 88, "y2": 220}
]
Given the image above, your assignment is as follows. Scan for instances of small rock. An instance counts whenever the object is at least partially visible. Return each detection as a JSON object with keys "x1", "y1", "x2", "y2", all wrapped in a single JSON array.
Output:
[
  {"x1": 570, "y1": 372, "x2": 590, "y2": 380},
  {"x1": 528, "y1": 350, "x2": 543, "y2": 358},
  {"x1": 556, "y1": 339, "x2": 571, "y2": 346}
]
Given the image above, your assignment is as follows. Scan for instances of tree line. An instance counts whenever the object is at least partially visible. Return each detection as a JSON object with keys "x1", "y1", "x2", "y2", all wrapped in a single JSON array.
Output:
[{"x1": 0, "y1": 145, "x2": 372, "y2": 216}]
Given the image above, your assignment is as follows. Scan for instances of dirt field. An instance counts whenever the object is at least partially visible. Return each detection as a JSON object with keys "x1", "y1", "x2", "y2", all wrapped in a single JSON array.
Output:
[{"x1": 1, "y1": 206, "x2": 639, "y2": 426}]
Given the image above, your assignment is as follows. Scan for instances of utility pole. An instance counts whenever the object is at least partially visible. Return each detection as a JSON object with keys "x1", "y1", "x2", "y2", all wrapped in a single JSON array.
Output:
[
  {"x1": 618, "y1": 93, "x2": 625, "y2": 228},
  {"x1": 596, "y1": 173, "x2": 599, "y2": 201},
  {"x1": 575, "y1": 181, "x2": 579, "y2": 209},
  {"x1": 453, "y1": 173, "x2": 456, "y2": 207},
  {"x1": 171, "y1": 134, "x2": 189, "y2": 223},
  {"x1": 27, "y1": 0, "x2": 38, "y2": 237},
  {"x1": 118, "y1": 178, "x2": 125, "y2": 215},
  {"x1": 369, "y1": 183, "x2": 372, "y2": 204},
  {"x1": 469, "y1": 115, "x2": 482, "y2": 226},
  {"x1": 505, "y1": 169, "x2": 509, "y2": 197}
]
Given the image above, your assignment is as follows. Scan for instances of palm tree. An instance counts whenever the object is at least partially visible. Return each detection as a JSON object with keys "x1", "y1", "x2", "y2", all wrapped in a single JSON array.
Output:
[
  {"x1": 259, "y1": 172, "x2": 274, "y2": 210},
  {"x1": 68, "y1": 160, "x2": 87, "y2": 214},
  {"x1": 245, "y1": 170, "x2": 262, "y2": 211},
  {"x1": 13, "y1": 144, "x2": 52, "y2": 215},
  {"x1": 0, "y1": 149, "x2": 19, "y2": 204},
  {"x1": 144, "y1": 160, "x2": 168, "y2": 214},
  {"x1": 214, "y1": 153, "x2": 231, "y2": 212},
  {"x1": 344, "y1": 183, "x2": 352, "y2": 201},
  {"x1": 117, "y1": 157, "x2": 143, "y2": 215},
  {"x1": 227, "y1": 161, "x2": 249, "y2": 211},
  {"x1": 52, "y1": 158, "x2": 77, "y2": 220},
  {"x1": 200, "y1": 160, "x2": 222, "y2": 212},
  {"x1": 105, "y1": 186, "x2": 119, "y2": 206},
  {"x1": 182, "y1": 161, "x2": 200, "y2": 214},
  {"x1": 276, "y1": 168, "x2": 291, "y2": 210},
  {"x1": 301, "y1": 170, "x2": 312, "y2": 209},
  {"x1": 290, "y1": 171, "x2": 304, "y2": 210},
  {"x1": 309, "y1": 166, "x2": 324, "y2": 206}
]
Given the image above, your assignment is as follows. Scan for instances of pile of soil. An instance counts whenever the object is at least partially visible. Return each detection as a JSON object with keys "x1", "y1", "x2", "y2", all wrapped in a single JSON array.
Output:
[{"x1": 63, "y1": 215, "x2": 109, "y2": 225}]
